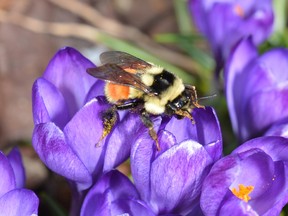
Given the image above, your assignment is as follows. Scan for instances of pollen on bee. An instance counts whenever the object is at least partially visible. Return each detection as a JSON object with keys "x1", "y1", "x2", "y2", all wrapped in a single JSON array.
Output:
[{"x1": 231, "y1": 184, "x2": 254, "y2": 202}]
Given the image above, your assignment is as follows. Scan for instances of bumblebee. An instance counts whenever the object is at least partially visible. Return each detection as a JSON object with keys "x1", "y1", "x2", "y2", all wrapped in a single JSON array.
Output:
[{"x1": 87, "y1": 51, "x2": 204, "y2": 151}]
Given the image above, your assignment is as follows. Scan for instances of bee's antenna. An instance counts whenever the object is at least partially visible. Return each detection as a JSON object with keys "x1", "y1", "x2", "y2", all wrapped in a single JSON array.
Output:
[{"x1": 197, "y1": 94, "x2": 217, "y2": 101}]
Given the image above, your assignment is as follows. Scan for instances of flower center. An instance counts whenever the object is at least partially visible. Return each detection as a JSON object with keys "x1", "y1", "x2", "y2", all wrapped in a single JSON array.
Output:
[
  {"x1": 234, "y1": 4, "x2": 245, "y2": 17},
  {"x1": 231, "y1": 184, "x2": 254, "y2": 202}
]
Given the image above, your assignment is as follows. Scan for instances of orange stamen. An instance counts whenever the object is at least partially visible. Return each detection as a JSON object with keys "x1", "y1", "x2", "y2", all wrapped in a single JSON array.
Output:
[
  {"x1": 234, "y1": 4, "x2": 245, "y2": 17},
  {"x1": 231, "y1": 184, "x2": 254, "y2": 202}
]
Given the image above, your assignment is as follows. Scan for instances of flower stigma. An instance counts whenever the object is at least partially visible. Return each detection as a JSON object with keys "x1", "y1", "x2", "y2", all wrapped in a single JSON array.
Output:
[
  {"x1": 234, "y1": 4, "x2": 245, "y2": 17},
  {"x1": 231, "y1": 184, "x2": 254, "y2": 202}
]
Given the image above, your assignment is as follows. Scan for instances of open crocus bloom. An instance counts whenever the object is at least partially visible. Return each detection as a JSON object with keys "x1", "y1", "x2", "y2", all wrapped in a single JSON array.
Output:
[
  {"x1": 131, "y1": 107, "x2": 222, "y2": 215},
  {"x1": 201, "y1": 136, "x2": 288, "y2": 216},
  {"x1": 32, "y1": 47, "x2": 144, "y2": 191}
]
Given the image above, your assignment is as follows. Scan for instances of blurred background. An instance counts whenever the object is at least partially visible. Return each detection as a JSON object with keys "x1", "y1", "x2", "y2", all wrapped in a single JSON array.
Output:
[{"x1": 0, "y1": 0, "x2": 286, "y2": 215}]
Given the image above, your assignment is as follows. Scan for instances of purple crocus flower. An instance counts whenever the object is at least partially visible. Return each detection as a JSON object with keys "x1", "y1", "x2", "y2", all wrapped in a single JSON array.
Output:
[
  {"x1": 32, "y1": 47, "x2": 143, "y2": 188},
  {"x1": 32, "y1": 47, "x2": 144, "y2": 214},
  {"x1": 81, "y1": 170, "x2": 156, "y2": 216},
  {"x1": 188, "y1": 0, "x2": 274, "y2": 73},
  {"x1": 225, "y1": 38, "x2": 288, "y2": 142},
  {"x1": 131, "y1": 107, "x2": 222, "y2": 215},
  {"x1": 201, "y1": 136, "x2": 288, "y2": 216},
  {"x1": 0, "y1": 148, "x2": 39, "y2": 215}
]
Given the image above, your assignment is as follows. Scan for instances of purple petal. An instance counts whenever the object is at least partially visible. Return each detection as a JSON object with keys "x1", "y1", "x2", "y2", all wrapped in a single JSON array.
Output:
[
  {"x1": 200, "y1": 155, "x2": 239, "y2": 216},
  {"x1": 150, "y1": 140, "x2": 213, "y2": 214},
  {"x1": 193, "y1": 107, "x2": 222, "y2": 147},
  {"x1": 131, "y1": 132, "x2": 155, "y2": 202},
  {"x1": 110, "y1": 199, "x2": 155, "y2": 216},
  {"x1": 246, "y1": 88, "x2": 288, "y2": 135},
  {"x1": 0, "y1": 188, "x2": 39, "y2": 215},
  {"x1": 103, "y1": 112, "x2": 144, "y2": 171},
  {"x1": 32, "y1": 122, "x2": 92, "y2": 190},
  {"x1": 229, "y1": 149, "x2": 274, "y2": 198},
  {"x1": 233, "y1": 136, "x2": 288, "y2": 162},
  {"x1": 257, "y1": 49, "x2": 288, "y2": 83},
  {"x1": 0, "y1": 152, "x2": 16, "y2": 197},
  {"x1": 63, "y1": 98, "x2": 110, "y2": 178},
  {"x1": 265, "y1": 120, "x2": 288, "y2": 138},
  {"x1": 7, "y1": 148, "x2": 25, "y2": 189},
  {"x1": 84, "y1": 81, "x2": 106, "y2": 104},
  {"x1": 219, "y1": 196, "x2": 257, "y2": 215},
  {"x1": 225, "y1": 38, "x2": 258, "y2": 136},
  {"x1": 164, "y1": 107, "x2": 221, "y2": 146},
  {"x1": 251, "y1": 161, "x2": 288, "y2": 216},
  {"x1": 164, "y1": 116, "x2": 198, "y2": 144},
  {"x1": 42, "y1": 47, "x2": 99, "y2": 116},
  {"x1": 81, "y1": 170, "x2": 140, "y2": 216},
  {"x1": 32, "y1": 78, "x2": 69, "y2": 128},
  {"x1": 201, "y1": 141, "x2": 287, "y2": 216}
]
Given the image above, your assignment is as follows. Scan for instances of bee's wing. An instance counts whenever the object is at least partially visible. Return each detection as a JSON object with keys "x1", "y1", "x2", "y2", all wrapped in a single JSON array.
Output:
[
  {"x1": 100, "y1": 51, "x2": 151, "y2": 71},
  {"x1": 87, "y1": 64, "x2": 157, "y2": 95}
]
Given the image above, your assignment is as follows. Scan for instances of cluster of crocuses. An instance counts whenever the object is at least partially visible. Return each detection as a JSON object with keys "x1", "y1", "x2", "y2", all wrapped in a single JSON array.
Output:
[
  {"x1": 189, "y1": 0, "x2": 288, "y2": 215},
  {"x1": 32, "y1": 47, "x2": 223, "y2": 215},
  {"x1": 16, "y1": 0, "x2": 286, "y2": 215}
]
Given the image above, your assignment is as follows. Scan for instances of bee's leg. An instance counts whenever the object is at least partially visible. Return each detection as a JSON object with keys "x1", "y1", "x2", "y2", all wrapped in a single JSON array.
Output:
[
  {"x1": 175, "y1": 109, "x2": 195, "y2": 124},
  {"x1": 115, "y1": 101, "x2": 141, "y2": 110},
  {"x1": 97, "y1": 105, "x2": 118, "y2": 147},
  {"x1": 191, "y1": 87, "x2": 205, "y2": 109},
  {"x1": 140, "y1": 110, "x2": 161, "y2": 151}
]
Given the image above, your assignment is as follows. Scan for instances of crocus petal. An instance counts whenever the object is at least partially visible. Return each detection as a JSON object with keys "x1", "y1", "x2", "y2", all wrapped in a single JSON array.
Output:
[
  {"x1": 32, "y1": 78, "x2": 69, "y2": 128},
  {"x1": 150, "y1": 140, "x2": 213, "y2": 214},
  {"x1": 246, "y1": 89, "x2": 288, "y2": 135},
  {"x1": 218, "y1": 196, "x2": 257, "y2": 215},
  {"x1": 32, "y1": 122, "x2": 92, "y2": 190},
  {"x1": 164, "y1": 116, "x2": 198, "y2": 144},
  {"x1": 7, "y1": 148, "x2": 25, "y2": 189},
  {"x1": 258, "y1": 49, "x2": 288, "y2": 82},
  {"x1": 63, "y1": 98, "x2": 109, "y2": 175},
  {"x1": 251, "y1": 161, "x2": 288, "y2": 216},
  {"x1": 130, "y1": 120, "x2": 166, "y2": 202},
  {"x1": 265, "y1": 120, "x2": 288, "y2": 138},
  {"x1": 201, "y1": 137, "x2": 288, "y2": 216},
  {"x1": 193, "y1": 107, "x2": 222, "y2": 147},
  {"x1": 81, "y1": 170, "x2": 141, "y2": 216},
  {"x1": 0, "y1": 152, "x2": 16, "y2": 197},
  {"x1": 229, "y1": 149, "x2": 274, "y2": 197},
  {"x1": 164, "y1": 107, "x2": 221, "y2": 146},
  {"x1": 0, "y1": 189, "x2": 39, "y2": 216},
  {"x1": 84, "y1": 81, "x2": 106, "y2": 104},
  {"x1": 233, "y1": 136, "x2": 288, "y2": 162},
  {"x1": 103, "y1": 112, "x2": 144, "y2": 171},
  {"x1": 42, "y1": 47, "x2": 99, "y2": 116},
  {"x1": 225, "y1": 38, "x2": 258, "y2": 136},
  {"x1": 110, "y1": 199, "x2": 156, "y2": 216},
  {"x1": 131, "y1": 132, "x2": 156, "y2": 202},
  {"x1": 200, "y1": 155, "x2": 239, "y2": 216}
]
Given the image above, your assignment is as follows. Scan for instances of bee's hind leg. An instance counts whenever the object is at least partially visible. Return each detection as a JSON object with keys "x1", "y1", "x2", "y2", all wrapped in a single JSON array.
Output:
[
  {"x1": 97, "y1": 101, "x2": 141, "y2": 147},
  {"x1": 140, "y1": 110, "x2": 161, "y2": 151},
  {"x1": 97, "y1": 105, "x2": 118, "y2": 147}
]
